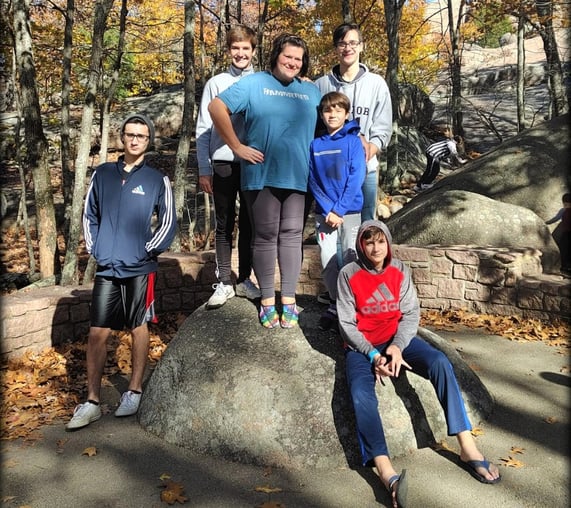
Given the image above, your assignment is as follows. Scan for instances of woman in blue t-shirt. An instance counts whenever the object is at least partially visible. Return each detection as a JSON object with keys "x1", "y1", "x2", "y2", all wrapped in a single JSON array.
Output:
[{"x1": 209, "y1": 33, "x2": 321, "y2": 329}]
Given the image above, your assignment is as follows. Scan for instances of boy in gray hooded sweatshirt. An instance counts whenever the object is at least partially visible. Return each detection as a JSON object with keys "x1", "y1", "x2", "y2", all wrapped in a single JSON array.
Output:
[{"x1": 337, "y1": 220, "x2": 501, "y2": 507}]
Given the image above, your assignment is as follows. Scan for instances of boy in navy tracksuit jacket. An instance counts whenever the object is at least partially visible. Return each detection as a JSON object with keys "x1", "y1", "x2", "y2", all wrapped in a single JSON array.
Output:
[
  {"x1": 309, "y1": 91, "x2": 366, "y2": 331},
  {"x1": 67, "y1": 113, "x2": 176, "y2": 431}
]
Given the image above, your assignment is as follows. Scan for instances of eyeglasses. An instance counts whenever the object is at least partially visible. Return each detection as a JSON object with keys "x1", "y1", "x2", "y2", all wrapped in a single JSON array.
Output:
[
  {"x1": 336, "y1": 40, "x2": 361, "y2": 49},
  {"x1": 123, "y1": 133, "x2": 149, "y2": 142}
]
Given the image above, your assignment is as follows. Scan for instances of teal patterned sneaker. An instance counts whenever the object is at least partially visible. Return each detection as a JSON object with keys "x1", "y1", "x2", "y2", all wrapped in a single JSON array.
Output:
[
  {"x1": 259, "y1": 304, "x2": 279, "y2": 328},
  {"x1": 280, "y1": 303, "x2": 299, "y2": 329}
]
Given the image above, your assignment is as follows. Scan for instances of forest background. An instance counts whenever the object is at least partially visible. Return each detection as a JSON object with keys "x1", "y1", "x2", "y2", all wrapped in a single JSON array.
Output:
[{"x1": 1, "y1": 0, "x2": 569, "y2": 288}]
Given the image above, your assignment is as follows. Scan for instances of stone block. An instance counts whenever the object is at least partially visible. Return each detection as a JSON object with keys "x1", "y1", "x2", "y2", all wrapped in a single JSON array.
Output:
[
  {"x1": 490, "y1": 286, "x2": 518, "y2": 306},
  {"x1": 517, "y1": 287, "x2": 544, "y2": 310},
  {"x1": 412, "y1": 268, "x2": 432, "y2": 284},
  {"x1": 477, "y1": 266, "x2": 506, "y2": 286},
  {"x1": 416, "y1": 283, "x2": 437, "y2": 298},
  {"x1": 431, "y1": 257, "x2": 454, "y2": 275},
  {"x1": 464, "y1": 283, "x2": 491, "y2": 302},
  {"x1": 437, "y1": 279, "x2": 464, "y2": 300},
  {"x1": 453, "y1": 264, "x2": 478, "y2": 281},
  {"x1": 445, "y1": 249, "x2": 480, "y2": 265},
  {"x1": 393, "y1": 246, "x2": 431, "y2": 262}
]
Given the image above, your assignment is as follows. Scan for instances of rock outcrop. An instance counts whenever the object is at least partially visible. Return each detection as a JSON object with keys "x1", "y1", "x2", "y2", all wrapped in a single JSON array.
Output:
[{"x1": 139, "y1": 296, "x2": 493, "y2": 469}]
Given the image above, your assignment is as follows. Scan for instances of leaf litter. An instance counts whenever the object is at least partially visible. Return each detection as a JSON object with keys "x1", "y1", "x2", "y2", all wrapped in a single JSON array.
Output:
[{"x1": 1, "y1": 312, "x2": 183, "y2": 442}]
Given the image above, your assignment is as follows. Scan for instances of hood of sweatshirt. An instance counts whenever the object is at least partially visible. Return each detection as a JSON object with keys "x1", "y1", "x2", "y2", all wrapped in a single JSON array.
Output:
[
  {"x1": 355, "y1": 219, "x2": 393, "y2": 272},
  {"x1": 327, "y1": 118, "x2": 361, "y2": 141},
  {"x1": 330, "y1": 63, "x2": 369, "y2": 85}
]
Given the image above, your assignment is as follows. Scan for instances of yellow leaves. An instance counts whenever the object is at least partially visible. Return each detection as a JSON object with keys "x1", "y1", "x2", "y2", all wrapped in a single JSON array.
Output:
[
  {"x1": 500, "y1": 456, "x2": 525, "y2": 468},
  {"x1": 543, "y1": 416, "x2": 558, "y2": 424},
  {"x1": 432, "y1": 439, "x2": 455, "y2": 452},
  {"x1": 82, "y1": 446, "x2": 97, "y2": 457},
  {"x1": 500, "y1": 445, "x2": 526, "y2": 468},
  {"x1": 0, "y1": 313, "x2": 182, "y2": 441},
  {"x1": 159, "y1": 479, "x2": 188, "y2": 505},
  {"x1": 421, "y1": 309, "x2": 568, "y2": 349},
  {"x1": 471, "y1": 427, "x2": 485, "y2": 437}
]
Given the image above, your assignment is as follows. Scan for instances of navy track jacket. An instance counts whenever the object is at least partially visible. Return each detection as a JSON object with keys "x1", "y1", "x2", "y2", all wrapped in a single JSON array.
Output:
[{"x1": 83, "y1": 159, "x2": 176, "y2": 278}]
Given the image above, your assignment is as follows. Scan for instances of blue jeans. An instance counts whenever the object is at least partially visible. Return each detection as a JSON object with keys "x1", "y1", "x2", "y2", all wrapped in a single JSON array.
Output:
[
  {"x1": 361, "y1": 171, "x2": 378, "y2": 222},
  {"x1": 345, "y1": 337, "x2": 472, "y2": 464}
]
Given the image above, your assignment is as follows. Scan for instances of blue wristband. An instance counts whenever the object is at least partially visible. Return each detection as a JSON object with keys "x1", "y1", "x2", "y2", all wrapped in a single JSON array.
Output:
[{"x1": 368, "y1": 349, "x2": 380, "y2": 364}]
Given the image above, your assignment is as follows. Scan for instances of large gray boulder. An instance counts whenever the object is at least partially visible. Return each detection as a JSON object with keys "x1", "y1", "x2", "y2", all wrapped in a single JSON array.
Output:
[
  {"x1": 435, "y1": 114, "x2": 570, "y2": 221},
  {"x1": 386, "y1": 189, "x2": 560, "y2": 271},
  {"x1": 139, "y1": 296, "x2": 493, "y2": 469}
]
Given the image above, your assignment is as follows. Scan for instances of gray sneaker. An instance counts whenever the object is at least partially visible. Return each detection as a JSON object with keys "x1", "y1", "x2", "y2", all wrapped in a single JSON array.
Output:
[
  {"x1": 235, "y1": 279, "x2": 261, "y2": 299},
  {"x1": 207, "y1": 282, "x2": 235, "y2": 308},
  {"x1": 66, "y1": 401, "x2": 101, "y2": 430},
  {"x1": 115, "y1": 390, "x2": 142, "y2": 417}
]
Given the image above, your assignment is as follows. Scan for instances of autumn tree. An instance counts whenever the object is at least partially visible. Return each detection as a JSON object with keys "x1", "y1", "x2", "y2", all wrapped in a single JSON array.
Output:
[
  {"x1": 60, "y1": 0, "x2": 114, "y2": 285},
  {"x1": 171, "y1": 0, "x2": 196, "y2": 252},
  {"x1": 12, "y1": 0, "x2": 58, "y2": 278}
]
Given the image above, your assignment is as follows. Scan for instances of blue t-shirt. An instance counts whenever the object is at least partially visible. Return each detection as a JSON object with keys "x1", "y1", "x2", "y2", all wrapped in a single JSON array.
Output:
[{"x1": 218, "y1": 71, "x2": 321, "y2": 192}]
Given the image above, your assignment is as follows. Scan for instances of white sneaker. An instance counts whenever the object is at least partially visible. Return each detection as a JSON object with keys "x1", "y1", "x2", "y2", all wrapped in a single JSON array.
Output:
[
  {"x1": 235, "y1": 279, "x2": 261, "y2": 299},
  {"x1": 66, "y1": 401, "x2": 101, "y2": 430},
  {"x1": 115, "y1": 390, "x2": 142, "y2": 417},
  {"x1": 207, "y1": 282, "x2": 235, "y2": 308}
]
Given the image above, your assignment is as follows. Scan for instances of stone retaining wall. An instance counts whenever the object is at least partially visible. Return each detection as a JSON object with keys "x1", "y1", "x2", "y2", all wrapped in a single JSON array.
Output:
[{"x1": 1, "y1": 245, "x2": 569, "y2": 358}]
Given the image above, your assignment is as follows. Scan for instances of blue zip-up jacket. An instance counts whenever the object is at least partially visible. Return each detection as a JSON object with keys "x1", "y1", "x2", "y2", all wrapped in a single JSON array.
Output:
[
  {"x1": 308, "y1": 119, "x2": 366, "y2": 217},
  {"x1": 83, "y1": 158, "x2": 176, "y2": 278}
]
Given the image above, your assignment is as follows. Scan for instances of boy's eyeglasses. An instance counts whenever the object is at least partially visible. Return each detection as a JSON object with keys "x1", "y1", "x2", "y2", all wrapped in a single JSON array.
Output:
[
  {"x1": 336, "y1": 40, "x2": 361, "y2": 49},
  {"x1": 123, "y1": 133, "x2": 149, "y2": 142}
]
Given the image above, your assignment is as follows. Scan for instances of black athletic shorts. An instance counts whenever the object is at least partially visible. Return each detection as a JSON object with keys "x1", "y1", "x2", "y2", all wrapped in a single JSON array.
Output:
[{"x1": 90, "y1": 273, "x2": 157, "y2": 330}]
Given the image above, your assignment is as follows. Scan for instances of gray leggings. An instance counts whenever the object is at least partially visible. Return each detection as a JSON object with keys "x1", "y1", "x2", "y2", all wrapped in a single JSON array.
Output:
[{"x1": 243, "y1": 187, "x2": 305, "y2": 300}]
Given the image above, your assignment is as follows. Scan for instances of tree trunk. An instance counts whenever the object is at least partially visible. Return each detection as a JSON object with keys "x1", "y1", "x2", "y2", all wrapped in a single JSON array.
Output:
[
  {"x1": 61, "y1": 0, "x2": 75, "y2": 228},
  {"x1": 516, "y1": 12, "x2": 526, "y2": 131},
  {"x1": 341, "y1": 0, "x2": 352, "y2": 23},
  {"x1": 171, "y1": 0, "x2": 197, "y2": 252},
  {"x1": 98, "y1": 0, "x2": 127, "y2": 163},
  {"x1": 60, "y1": 0, "x2": 114, "y2": 285},
  {"x1": 382, "y1": 0, "x2": 405, "y2": 193},
  {"x1": 12, "y1": 0, "x2": 58, "y2": 278},
  {"x1": 257, "y1": 0, "x2": 269, "y2": 70},
  {"x1": 447, "y1": 0, "x2": 465, "y2": 137},
  {"x1": 535, "y1": 0, "x2": 568, "y2": 117}
]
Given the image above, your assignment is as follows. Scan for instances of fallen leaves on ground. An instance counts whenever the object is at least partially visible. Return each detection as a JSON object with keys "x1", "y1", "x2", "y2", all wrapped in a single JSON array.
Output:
[
  {"x1": 82, "y1": 446, "x2": 97, "y2": 457},
  {"x1": 0, "y1": 313, "x2": 183, "y2": 442},
  {"x1": 499, "y1": 455, "x2": 525, "y2": 468},
  {"x1": 159, "y1": 479, "x2": 188, "y2": 505},
  {"x1": 421, "y1": 309, "x2": 568, "y2": 349}
]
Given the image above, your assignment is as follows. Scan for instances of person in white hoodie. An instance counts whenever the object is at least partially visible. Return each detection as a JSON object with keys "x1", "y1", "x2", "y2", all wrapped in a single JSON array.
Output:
[
  {"x1": 315, "y1": 23, "x2": 393, "y2": 223},
  {"x1": 196, "y1": 25, "x2": 261, "y2": 309}
]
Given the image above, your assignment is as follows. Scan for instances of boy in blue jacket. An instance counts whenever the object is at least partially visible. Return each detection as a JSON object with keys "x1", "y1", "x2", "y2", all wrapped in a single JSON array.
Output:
[
  {"x1": 67, "y1": 113, "x2": 176, "y2": 430},
  {"x1": 309, "y1": 92, "x2": 366, "y2": 331}
]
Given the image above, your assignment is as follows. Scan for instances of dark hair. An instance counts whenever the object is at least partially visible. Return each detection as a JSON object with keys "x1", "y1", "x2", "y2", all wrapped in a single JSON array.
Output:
[
  {"x1": 332, "y1": 23, "x2": 362, "y2": 46},
  {"x1": 227, "y1": 25, "x2": 257, "y2": 50},
  {"x1": 360, "y1": 225, "x2": 385, "y2": 241},
  {"x1": 319, "y1": 91, "x2": 351, "y2": 113},
  {"x1": 563, "y1": 193, "x2": 571, "y2": 204},
  {"x1": 120, "y1": 113, "x2": 155, "y2": 149},
  {"x1": 269, "y1": 33, "x2": 310, "y2": 78}
]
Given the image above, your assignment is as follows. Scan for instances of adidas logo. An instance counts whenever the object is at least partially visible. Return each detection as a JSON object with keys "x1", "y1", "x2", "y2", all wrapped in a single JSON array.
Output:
[
  {"x1": 131, "y1": 185, "x2": 145, "y2": 195},
  {"x1": 362, "y1": 283, "x2": 399, "y2": 314}
]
